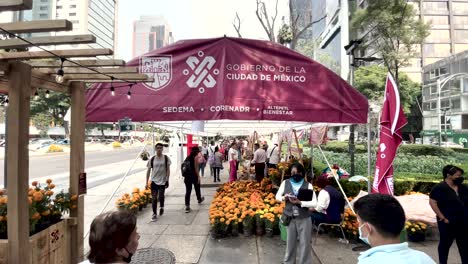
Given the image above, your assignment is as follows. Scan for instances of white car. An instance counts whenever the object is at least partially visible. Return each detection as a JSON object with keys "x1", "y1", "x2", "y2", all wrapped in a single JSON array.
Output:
[
  {"x1": 441, "y1": 142, "x2": 464, "y2": 149},
  {"x1": 29, "y1": 139, "x2": 54, "y2": 150}
]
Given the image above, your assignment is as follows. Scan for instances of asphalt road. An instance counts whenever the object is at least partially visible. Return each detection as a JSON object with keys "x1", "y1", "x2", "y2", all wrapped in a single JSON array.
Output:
[{"x1": 0, "y1": 146, "x2": 145, "y2": 186}]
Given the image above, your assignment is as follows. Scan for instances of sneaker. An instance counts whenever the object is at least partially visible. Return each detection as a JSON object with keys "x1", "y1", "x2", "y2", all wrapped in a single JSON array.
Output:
[
  {"x1": 151, "y1": 214, "x2": 157, "y2": 221},
  {"x1": 198, "y1": 196, "x2": 205, "y2": 204},
  {"x1": 159, "y1": 208, "x2": 164, "y2": 216},
  {"x1": 185, "y1": 207, "x2": 191, "y2": 213},
  {"x1": 217, "y1": 178, "x2": 221, "y2": 182}
]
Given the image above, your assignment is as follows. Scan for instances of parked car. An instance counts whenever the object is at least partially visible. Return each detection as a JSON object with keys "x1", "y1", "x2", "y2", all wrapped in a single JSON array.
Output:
[
  {"x1": 54, "y1": 139, "x2": 70, "y2": 145},
  {"x1": 29, "y1": 138, "x2": 54, "y2": 150}
]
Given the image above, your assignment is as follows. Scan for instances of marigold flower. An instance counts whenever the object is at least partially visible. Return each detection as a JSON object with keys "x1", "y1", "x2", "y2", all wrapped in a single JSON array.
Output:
[
  {"x1": 46, "y1": 179, "x2": 52, "y2": 184},
  {"x1": 31, "y1": 181, "x2": 38, "y2": 186}
]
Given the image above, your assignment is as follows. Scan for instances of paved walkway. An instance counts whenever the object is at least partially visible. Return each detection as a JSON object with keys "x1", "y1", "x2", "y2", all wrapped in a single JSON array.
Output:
[{"x1": 83, "y1": 159, "x2": 463, "y2": 264}]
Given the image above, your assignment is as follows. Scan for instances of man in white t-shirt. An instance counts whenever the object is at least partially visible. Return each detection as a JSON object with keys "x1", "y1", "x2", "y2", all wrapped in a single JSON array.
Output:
[
  {"x1": 146, "y1": 143, "x2": 171, "y2": 221},
  {"x1": 251, "y1": 143, "x2": 266, "y2": 182},
  {"x1": 266, "y1": 143, "x2": 280, "y2": 168}
]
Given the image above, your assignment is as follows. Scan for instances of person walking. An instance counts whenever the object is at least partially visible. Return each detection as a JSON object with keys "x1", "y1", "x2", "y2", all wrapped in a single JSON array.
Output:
[
  {"x1": 229, "y1": 151, "x2": 238, "y2": 183},
  {"x1": 145, "y1": 143, "x2": 171, "y2": 221},
  {"x1": 184, "y1": 147, "x2": 205, "y2": 213},
  {"x1": 200, "y1": 143, "x2": 208, "y2": 177},
  {"x1": 213, "y1": 146, "x2": 224, "y2": 182},
  {"x1": 429, "y1": 165, "x2": 468, "y2": 264},
  {"x1": 251, "y1": 143, "x2": 266, "y2": 182},
  {"x1": 355, "y1": 194, "x2": 435, "y2": 264},
  {"x1": 276, "y1": 163, "x2": 316, "y2": 264}
]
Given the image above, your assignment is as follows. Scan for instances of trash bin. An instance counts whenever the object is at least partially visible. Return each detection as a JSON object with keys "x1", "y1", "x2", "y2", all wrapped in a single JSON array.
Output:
[
  {"x1": 463, "y1": 142, "x2": 468, "y2": 148},
  {"x1": 279, "y1": 222, "x2": 287, "y2": 242}
]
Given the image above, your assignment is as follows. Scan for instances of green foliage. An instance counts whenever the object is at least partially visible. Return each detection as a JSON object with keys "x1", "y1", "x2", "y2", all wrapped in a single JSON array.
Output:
[
  {"x1": 332, "y1": 178, "x2": 438, "y2": 197},
  {"x1": 312, "y1": 148, "x2": 461, "y2": 177},
  {"x1": 354, "y1": 65, "x2": 421, "y2": 113},
  {"x1": 31, "y1": 113, "x2": 53, "y2": 137},
  {"x1": 277, "y1": 24, "x2": 293, "y2": 44},
  {"x1": 320, "y1": 141, "x2": 367, "y2": 154},
  {"x1": 351, "y1": 0, "x2": 430, "y2": 79},
  {"x1": 30, "y1": 90, "x2": 70, "y2": 129},
  {"x1": 399, "y1": 145, "x2": 455, "y2": 156}
]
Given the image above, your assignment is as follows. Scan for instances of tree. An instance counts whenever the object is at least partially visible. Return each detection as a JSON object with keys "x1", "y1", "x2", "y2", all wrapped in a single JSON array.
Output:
[
  {"x1": 351, "y1": 0, "x2": 430, "y2": 83},
  {"x1": 30, "y1": 90, "x2": 70, "y2": 137},
  {"x1": 255, "y1": 0, "x2": 279, "y2": 42},
  {"x1": 31, "y1": 113, "x2": 53, "y2": 137},
  {"x1": 288, "y1": 1, "x2": 326, "y2": 50},
  {"x1": 354, "y1": 65, "x2": 420, "y2": 113},
  {"x1": 233, "y1": 12, "x2": 242, "y2": 38}
]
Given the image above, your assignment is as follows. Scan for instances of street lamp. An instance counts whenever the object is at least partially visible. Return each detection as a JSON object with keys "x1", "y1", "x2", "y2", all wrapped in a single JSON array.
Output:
[{"x1": 436, "y1": 73, "x2": 468, "y2": 146}]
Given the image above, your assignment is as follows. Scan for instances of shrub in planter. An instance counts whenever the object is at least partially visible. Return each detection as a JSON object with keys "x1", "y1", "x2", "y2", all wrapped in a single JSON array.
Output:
[
  {"x1": 405, "y1": 221, "x2": 428, "y2": 242},
  {"x1": 394, "y1": 181, "x2": 415, "y2": 196}
]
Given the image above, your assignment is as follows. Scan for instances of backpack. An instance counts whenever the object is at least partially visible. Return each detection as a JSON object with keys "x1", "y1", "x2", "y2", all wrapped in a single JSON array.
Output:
[
  {"x1": 181, "y1": 158, "x2": 193, "y2": 178},
  {"x1": 150, "y1": 155, "x2": 168, "y2": 171}
]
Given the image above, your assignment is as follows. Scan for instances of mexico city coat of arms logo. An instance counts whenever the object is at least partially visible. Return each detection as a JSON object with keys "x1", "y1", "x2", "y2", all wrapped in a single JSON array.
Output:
[{"x1": 140, "y1": 56, "x2": 172, "y2": 91}]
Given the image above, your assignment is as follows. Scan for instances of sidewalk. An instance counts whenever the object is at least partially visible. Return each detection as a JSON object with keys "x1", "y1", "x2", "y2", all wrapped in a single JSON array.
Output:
[{"x1": 82, "y1": 161, "x2": 462, "y2": 264}]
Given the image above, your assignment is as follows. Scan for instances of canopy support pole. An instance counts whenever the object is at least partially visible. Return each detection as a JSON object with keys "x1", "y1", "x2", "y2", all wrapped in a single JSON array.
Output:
[
  {"x1": 367, "y1": 110, "x2": 372, "y2": 193},
  {"x1": 317, "y1": 145, "x2": 355, "y2": 214}
]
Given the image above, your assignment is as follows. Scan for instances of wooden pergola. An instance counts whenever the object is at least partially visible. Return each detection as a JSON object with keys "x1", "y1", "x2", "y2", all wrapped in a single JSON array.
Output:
[{"x1": 0, "y1": 1, "x2": 152, "y2": 263}]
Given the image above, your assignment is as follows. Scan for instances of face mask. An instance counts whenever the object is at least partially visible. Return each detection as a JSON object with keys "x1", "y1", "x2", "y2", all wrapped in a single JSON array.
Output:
[
  {"x1": 453, "y1": 176, "x2": 465, "y2": 185},
  {"x1": 291, "y1": 174, "x2": 303, "y2": 183},
  {"x1": 358, "y1": 223, "x2": 370, "y2": 246},
  {"x1": 122, "y1": 248, "x2": 133, "y2": 263}
]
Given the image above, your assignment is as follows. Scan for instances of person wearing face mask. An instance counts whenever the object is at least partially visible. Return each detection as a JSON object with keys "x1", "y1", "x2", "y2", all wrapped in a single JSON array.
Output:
[
  {"x1": 81, "y1": 210, "x2": 140, "y2": 264},
  {"x1": 276, "y1": 163, "x2": 317, "y2": 264},
  {"x1": 354, "y1": 194, "x2": 435, "y2": 264},
  {"x1": 429, "y1": 165, "x2": 468, "y2": 264}
]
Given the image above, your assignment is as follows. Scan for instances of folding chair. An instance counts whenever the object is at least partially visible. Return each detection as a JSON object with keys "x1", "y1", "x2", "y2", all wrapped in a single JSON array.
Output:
[{"x1": 313, "y1": 213, "x2": 348, "y2": 244}]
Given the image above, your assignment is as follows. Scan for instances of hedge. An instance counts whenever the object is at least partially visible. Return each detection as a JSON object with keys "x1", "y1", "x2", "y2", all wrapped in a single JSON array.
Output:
[
  {"x1": 328, "y1": 178, "x2": 443, "y2": 197},
  {"x1": 319, "y1": 141, "x2": 459, "y2": 157}
]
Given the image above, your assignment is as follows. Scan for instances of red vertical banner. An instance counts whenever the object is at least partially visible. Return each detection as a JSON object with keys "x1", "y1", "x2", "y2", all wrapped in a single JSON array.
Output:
[{"x1": 373, "y1": 74, "x2": 408, "y2": 195}]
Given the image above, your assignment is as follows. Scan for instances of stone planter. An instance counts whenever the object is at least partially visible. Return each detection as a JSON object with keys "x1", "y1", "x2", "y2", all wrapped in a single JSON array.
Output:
[{"x1": 408, "y1": 232, "x2": 425, "y2": 242}]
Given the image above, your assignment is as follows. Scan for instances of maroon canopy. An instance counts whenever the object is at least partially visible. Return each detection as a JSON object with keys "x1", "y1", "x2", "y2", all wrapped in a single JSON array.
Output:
[{"x1": 86, "y1": 37, "x2": 368, "y2": 123}]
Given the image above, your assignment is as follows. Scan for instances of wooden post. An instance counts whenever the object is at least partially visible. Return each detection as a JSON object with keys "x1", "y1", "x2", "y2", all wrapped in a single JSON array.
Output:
[
  {"x1": 6, "y1": 61, "x2": 31, "y2": 263},
  {"x1": 69, "y1": 81, "x2": 85, "y2": 263}
]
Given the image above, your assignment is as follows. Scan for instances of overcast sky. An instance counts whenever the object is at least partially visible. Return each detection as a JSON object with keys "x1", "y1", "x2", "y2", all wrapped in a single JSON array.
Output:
[{"x1": 116, "y1": 0, "x2": 289, "y2": 61}]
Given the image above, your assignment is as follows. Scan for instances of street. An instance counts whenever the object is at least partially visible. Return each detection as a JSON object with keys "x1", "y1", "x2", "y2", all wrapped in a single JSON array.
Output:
[{"x1": 0, "y1": 145, "x2": 147, "y2": 188}]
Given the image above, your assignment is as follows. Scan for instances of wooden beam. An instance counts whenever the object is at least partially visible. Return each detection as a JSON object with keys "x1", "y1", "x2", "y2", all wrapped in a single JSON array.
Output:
[
  {"x1": 6, "y1": 61, "x2": 31, "y2": 264},
  {"x1": 69, "y1": 81, "x2": 85, "y2": 263},
  {"x1": 0, "y1": 34, "x2": 96, "y2": 50},
  {"x1": 31, "y1": 71, "x2": 69, "y2": 93},
  {"x1": 64, "y1": 73, "x2": 150, "y2": 81},
  {"x1": 0, "y1": 19, "x2": 72, "y2": 34},
  {"x1": 0, "y1": 48, "x2": 113, "y2": 60},
  {"x1": 28, "y1": 59, "x2": 126, "y2": 68},
  {"x1": 81, "y1": 78, "x2": 154, "y2": 83},
  {"x1": 40, "y1": 66, "x2": 138, "y2": 75},
  {"x1": 0, "y1": 0, "x2": 32, "y2": 11}
]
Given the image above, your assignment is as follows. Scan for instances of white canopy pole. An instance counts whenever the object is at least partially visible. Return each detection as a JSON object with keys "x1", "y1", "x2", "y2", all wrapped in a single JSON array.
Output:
[{"x1": 317, "y1": 145, "x2": 355, "y2": 214}]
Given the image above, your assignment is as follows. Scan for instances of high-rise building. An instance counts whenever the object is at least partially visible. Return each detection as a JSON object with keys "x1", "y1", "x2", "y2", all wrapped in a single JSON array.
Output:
[
  {"x1": 421, "y1": 51, "x2": 468, "y2": 145},
  {"x1": 290, "y1": 0, "x2": 313, "y2": 41},
  {"x1": 132, "y1": 16, "x2": 173, "y2": 58},
  {"x1": 310, "y1": 0, "x2": 350, "y2": 79},
  {"x1": 357, "y1": 0, "x2": 468, "y2": 83},
  {"x1": 0, "y1": 0, "x2": 117, "y2": 54}
]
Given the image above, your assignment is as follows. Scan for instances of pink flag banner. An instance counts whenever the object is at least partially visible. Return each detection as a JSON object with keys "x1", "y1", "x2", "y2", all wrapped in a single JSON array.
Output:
[
  {"x1": 86, "y1": 37, "x2": 368, "y2": 123},
  {"x1": 310, "y1": 126, "x2": 328, "y2": 145},
  {"x1": 373, "y1": 74, "x2": 408, "y2": 195}
]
